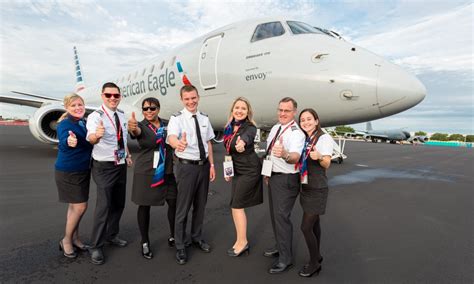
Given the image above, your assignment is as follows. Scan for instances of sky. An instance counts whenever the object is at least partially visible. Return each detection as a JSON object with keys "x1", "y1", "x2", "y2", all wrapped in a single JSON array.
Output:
[{"x1": 0, "y1": 0, "x2": 472, "y2": 134}]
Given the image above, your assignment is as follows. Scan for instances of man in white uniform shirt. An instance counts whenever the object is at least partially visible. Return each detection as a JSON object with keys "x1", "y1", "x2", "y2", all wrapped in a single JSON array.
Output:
[
  {"x1": 167, "y1": 85, "x2": 216, "y2": 265},
  {"x1": 264, "y1": 97, "x2": 305, "y2": 274},
  {"x1": 86, "y1": 82, "x2": 132, "y2": 265}
]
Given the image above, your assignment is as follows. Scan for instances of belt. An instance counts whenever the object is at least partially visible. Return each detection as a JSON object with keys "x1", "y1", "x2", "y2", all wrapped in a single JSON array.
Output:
[
  {"x1": 271, "y1": 172, "x2": 299, "y2": 176},
  {"x1": 178, "y1": 157, "x2": 208, "y2": 166},
  {"x1": 93, "y1": 160, "x2": 115, "y2": 164}
]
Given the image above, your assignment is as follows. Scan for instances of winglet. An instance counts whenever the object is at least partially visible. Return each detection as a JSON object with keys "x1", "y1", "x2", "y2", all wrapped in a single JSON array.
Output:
[{"x1": 74, "y1": 46, "x2": 86, "y2": 92}]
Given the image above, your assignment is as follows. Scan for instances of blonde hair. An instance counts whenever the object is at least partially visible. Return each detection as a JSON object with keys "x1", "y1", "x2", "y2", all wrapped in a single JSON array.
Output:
[
  {"x1": 58, "y1": 93, "x2": 85, "y2": 122},
  {"x1": 225, "y1": 97, "x2": 256, "y2": 127}
]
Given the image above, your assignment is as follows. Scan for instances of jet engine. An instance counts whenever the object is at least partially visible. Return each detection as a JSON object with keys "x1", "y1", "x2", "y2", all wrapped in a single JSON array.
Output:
[
  {"x1": 408, "y1": 136, "x2": 429, "y2": 143},
  {"x1": 29, "y1": 104, "x2": 66, "y2": 144}
]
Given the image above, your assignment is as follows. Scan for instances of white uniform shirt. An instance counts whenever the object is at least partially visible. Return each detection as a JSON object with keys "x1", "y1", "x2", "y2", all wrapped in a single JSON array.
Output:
[
  {"x1": 86, "y1": 104, "x2": 128, "y2": 162},
  {"x1": 314, "y1": 133, "x2": 334, "y2": 157},
  {"x1": 166, "y1": 108, "x2": 215, "y2": 160},
  {"x1": 266, "y1": 120, "x2": 305, "y2": 174}
]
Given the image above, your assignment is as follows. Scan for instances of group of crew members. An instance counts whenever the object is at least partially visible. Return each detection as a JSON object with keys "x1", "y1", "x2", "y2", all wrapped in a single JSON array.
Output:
[{"x1": 54, "y1": 82, "x2": 333, "y2": 278}]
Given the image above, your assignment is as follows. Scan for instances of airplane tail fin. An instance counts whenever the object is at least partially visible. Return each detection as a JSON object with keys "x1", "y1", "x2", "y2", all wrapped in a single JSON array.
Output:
[
  {"x1": 366, "y1": 121, "x2": 373, "y2": 131},
  {"x1": 73, "y1": 46, "x2": 85, "y2": 92}
]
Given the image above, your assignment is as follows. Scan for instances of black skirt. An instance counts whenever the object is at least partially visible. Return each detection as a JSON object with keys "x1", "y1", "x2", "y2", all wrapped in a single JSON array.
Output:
[
  {"x1": 132, "y1": 173, "x2": 177, "y2": 206},
  {"x1": 300, "y1": 185, "x2": 328, "y2": 215},
  {"x1": 55, "y1": 170, "x2": 90, "y2": 204}
]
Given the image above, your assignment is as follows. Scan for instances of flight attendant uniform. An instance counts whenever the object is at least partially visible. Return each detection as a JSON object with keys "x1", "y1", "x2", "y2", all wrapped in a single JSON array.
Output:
[
  {"x1": 300, "y1": 132, "x2": 333, "y2": 214},
  {"x1": 167, "y1": 108, "x2": 215, "y2": 250},
  {"x1": 86, "y1": 105, "x2": 128, "y2": 249},
  {"x1": 266, "y1": 120, "x2": 305, "y2": 266},
  {"x1": 225, "y1": 120, "x2": 263, "y2": 208}
]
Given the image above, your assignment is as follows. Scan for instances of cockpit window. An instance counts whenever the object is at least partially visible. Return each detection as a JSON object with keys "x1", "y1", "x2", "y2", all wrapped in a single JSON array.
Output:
[
  {"x1": 287, "y1": 21, "x2": 326, "y2": 35},
  {"x1": 251, "y1": 22, "x2": 285, "y2": 42}
]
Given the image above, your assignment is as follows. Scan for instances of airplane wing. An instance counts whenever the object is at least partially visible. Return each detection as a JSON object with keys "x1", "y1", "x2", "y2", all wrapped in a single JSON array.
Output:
[{"x1": 0, "y1": 91, "x2": 62, "y2": 108}]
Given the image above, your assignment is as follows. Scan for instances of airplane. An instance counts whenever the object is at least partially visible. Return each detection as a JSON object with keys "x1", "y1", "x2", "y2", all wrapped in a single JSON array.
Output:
[
  {"x1": 0, "y1": 17, "x2": 426, "y2": 145},
  {"x1": 344, "y1": 122, "x2": 429, "y2": 143}
]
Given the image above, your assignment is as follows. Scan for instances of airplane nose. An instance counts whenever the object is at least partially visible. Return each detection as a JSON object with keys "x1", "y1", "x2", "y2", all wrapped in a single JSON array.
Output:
[{"x1": 376, "y1": 62, "x2": 426, "y2": 116}]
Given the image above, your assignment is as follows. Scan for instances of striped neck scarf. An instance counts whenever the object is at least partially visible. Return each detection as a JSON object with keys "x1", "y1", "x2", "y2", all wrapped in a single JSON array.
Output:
[
  {"x1": 148, "y1": 121, "x2": 166, "y2": 188},
  {"x1": 299, "y1": 131, "x2": 320, "y2": 181}
]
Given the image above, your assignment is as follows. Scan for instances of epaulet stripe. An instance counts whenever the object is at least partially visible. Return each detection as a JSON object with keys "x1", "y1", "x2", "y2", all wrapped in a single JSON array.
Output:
[{"x1": 172, "y1": 111, "x2": 182, "y2": 117}]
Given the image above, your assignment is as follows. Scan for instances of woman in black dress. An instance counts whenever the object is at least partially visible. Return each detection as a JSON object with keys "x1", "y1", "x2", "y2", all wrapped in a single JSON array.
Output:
[
  {"x1": 223, "y1": 97, "x2": 263, "y2": 257},
  {"x1": 128, "y1": 97, "x2": 177, "y2": 259},
  {"x1": 297, "y1": 108, "x2": 334, "y2": 277}
]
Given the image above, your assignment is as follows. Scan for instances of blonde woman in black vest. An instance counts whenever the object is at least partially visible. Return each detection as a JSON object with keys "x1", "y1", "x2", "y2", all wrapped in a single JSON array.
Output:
[{"x1": 297, "y1": 108, "x2": 334, "y2": 277}]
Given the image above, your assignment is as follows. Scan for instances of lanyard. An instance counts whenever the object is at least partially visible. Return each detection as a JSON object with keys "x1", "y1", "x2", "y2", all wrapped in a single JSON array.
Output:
[
  {"x1": 225, "y1": 124, "x2": 242, "y2": 154},
  {"x1": 268, "y1": 121, "x2": 295, "y2": 152},
  {"x1": 101, "y1": 106, "x2": 122, "y2": 142}
]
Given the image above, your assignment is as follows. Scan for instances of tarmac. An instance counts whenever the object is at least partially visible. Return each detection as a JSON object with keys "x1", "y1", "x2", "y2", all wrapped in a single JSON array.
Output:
[{"x1": 0, "y1": 125, "x2": 472, "y2": 283}]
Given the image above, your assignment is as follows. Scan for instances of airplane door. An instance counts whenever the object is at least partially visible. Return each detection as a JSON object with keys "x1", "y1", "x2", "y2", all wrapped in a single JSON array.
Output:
[{"x1": 199, "y1": 33, "x2": 223, "y2": 90}]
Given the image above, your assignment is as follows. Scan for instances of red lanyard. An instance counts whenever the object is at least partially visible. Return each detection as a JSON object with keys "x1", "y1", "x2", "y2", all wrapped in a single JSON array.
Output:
[
  {"x1": 225, "y1": 125, "x2": 242, "y2": 154},
  {"x1": 268, "y1": 121, "x2": 295, "y2": 152},
  {"x1": 101, "y1": 106, "x2": 122, "y2": 142}
]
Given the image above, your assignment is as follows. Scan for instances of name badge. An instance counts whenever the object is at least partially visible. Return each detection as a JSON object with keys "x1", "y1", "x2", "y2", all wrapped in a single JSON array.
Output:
[
  {"x1": 261, "y1": 156, "x2": 273, "y2": 177},
  {"x1": 153, "y1": 151, "x2": 160, "y2": 169},
  {"x1": 223, "y1": 155, "x2": 234, "y2": 178},
  {"x1": 114, "y1": 149, "x2": 126, "y2": 165}
]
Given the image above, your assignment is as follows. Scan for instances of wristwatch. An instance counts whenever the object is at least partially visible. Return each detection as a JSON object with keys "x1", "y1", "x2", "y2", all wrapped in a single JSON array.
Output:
[{"x1": 285, "y1": 153, "x2": 290, "y2": 162}]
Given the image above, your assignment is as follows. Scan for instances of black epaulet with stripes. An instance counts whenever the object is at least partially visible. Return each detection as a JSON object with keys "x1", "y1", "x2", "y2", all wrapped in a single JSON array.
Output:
[
  {"x1": 116, "y1": 109, "x2": 124, "y2": 114},
  {"x1": 199, "y1": 111, "x2": 208, "y2": 117},
  {"x1": 172, "y1": 111, "x2": 182, "y2": 117}
]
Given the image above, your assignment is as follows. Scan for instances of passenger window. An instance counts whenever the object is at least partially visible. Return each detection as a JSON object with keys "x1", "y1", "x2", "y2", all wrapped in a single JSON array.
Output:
[{"x1": 251, "y1": 22, "x2": 285, "y2": 42}]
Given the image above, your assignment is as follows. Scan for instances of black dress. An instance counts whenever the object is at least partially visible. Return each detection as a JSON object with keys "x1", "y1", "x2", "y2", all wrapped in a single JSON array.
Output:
[
  {"x1": 131, "y1": 119, "x2": 177, "y2": 206},
  {"x1": 300, "y1": 132, "x2": 330, "y2": 215},
  {"x1": 226, "y1": 121, "x2": 263, "y2": 209}
]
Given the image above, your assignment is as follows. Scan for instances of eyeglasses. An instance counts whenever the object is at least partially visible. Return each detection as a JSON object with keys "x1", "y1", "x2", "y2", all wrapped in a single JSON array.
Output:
[
  {"x1": 103, "y1": 93, "x2": 121, "y2": 99},
  {"x1": 277, "y1": 108, "x2": 294, "y2": 114},
  {"x1": 142, "y1": 107, "x2": 158, "y2": 111}
]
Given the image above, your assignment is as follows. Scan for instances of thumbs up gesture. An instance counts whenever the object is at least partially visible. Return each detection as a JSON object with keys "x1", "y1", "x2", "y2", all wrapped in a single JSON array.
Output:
[
  {"x1": 235, "y1": 136, "x2": 246, "y2": 153},
  {"x1": 67, "y1": 130, "x2": 77, "y2": 147},
  {"x1": 95, "y1": 120, "x2": 105, "y2": 139},
  {"x1": 272, "y1": 136, "x2": 285, "y2": 158},
  {"x1": 128, "y1": 112, "x2": 138, "y2": 132},
  {"x1": 309, "y1": 145, "x2": 322, "y2": 161},
  {"x1": 176, "y1": 131, "x2": 188, "y2": 152}
]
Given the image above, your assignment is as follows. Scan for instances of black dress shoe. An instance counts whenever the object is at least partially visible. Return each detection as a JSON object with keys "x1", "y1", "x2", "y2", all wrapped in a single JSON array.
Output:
[
  {"x1": 141, "y1": 242, "x2": 153, "y2": 259},
  {"x1": 107, "y1": 237, "x2": 128, "y2": 247},
  {"x1": 263, "y1": 248, "x2": 279, "y2": 258},
  {"x1": 227, "y1": 244, "x2": 249, "y2": 257},
  {"x1": 168, "y1": 237, "x2": 175, "y2": 248},
  {"x1": 298, "y1": 264, "x2": 322, "y2": 277},
  {"x1": 192, "y1": 240, "x2": 211, "y2": 253},
  {"x1": 59, "y1": 240, "x2": 77, "y2": 259},
  {"x1": 269, "y1": 262, "x2": 293, "y2": 274},
  {"x1": 89, "y1": 248, "x2": 105, "y2": 265},
  {"x1": 176, "y1": 249, "x2": 187, "y2": 265}
]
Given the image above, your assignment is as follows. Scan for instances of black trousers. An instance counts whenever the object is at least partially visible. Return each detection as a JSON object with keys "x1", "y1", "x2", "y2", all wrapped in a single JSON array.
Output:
[
  {"x1": 174, "y1": 161, "x2": 210, "y2": 250},
  {"x1": 268, "y1": 173, "x2": 300, "y2": 265},
  {"x1": 90, "y1": 160, "x2": 127, "y2": 249}
]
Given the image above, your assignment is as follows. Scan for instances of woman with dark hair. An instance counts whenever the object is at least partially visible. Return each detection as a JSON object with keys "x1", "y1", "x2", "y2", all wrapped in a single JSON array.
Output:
[
  {"x1": 297, "y1": 108, "x2": 334, "y2": 277},
  {"x1": 128, "y1": 97, "x2": 177, "y2": 259},
  {"x1": 223, "y1": 97, "x2": 263, "y2": 257},
  {"x1": 55, "y1": 93, "x2": 93, "y2": 258}
]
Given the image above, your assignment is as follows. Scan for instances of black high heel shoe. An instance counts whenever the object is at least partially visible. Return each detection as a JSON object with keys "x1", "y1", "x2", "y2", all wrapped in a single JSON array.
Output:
[
  {"x1": 298, "y1": 263, "x2": 322, "y2": 277},
  {"x1": 142, "y1": 242, "x2": 153, "y2": 259},
  {"x1": 59, "y1": 240, "x2": 77, "y2": 259},
  {"x1": 227, "y1": 244, "x2": 249, "y2": 257},
  {"x1": 73, "y1": 242, "x2": 91, "y2": 252}
]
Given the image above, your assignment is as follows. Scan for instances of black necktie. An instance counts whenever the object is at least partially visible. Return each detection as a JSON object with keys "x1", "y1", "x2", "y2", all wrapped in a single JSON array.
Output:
[
  {"x1": 192, "y1": 114, "x2": 206, "y2": 160},
  {"x1": 266, "y1": 125, "x2": 282, "y2": 156},
  {"x1": 114, "y1": 112, "x2": 124, "y2": 149}
]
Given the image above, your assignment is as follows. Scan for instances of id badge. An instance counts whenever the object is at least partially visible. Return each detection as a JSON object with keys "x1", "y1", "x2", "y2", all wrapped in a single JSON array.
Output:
[
  {"x1": 114, "y1": 149, "x2": 126, "y2": 165},
  {"x1": 261, "y1": 156, "x2": 273, "y2": 177},
  {"x1": 153, "y1": 151, "x2": 160, "y2": 169},
  {"x1": 301, "y1": 175, "x2": 308, "y2": 184},
  {"x1": 223, "y1": 160, "x2": 234, "y2": 177}
]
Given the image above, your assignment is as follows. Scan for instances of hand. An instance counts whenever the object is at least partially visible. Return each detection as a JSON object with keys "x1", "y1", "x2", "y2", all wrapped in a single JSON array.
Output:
[
  {"x1": 176, "y1": 131, "x2": 188, "y2": 152},
  {"x1": 126, "y1": 155, "x2": 133, "y2": 167},
  {"x1": 272, "y1": 136, "x2": 285, "y2": 158},
  {"x1": 264, "y1": 176, "x2": 269, "y2": 186},
  {"x1": 95, "y1": 120, "x2": 105, "y2": 139},
  {"x1": 309, "y1": 145, "x2": 323, "y2": 161},
  {"x1": 224, "y1": 176, "x2": 232, "y2": 182},
  {"x1": 128, "y1": 112, "x2": 138, "y2": 132},
  {"x1": 67, "y1": 131, "x2": 77, "y2": 147},
  {"x1": 209, "y1": 164, "x2": 215, "y2": 182},
  {"x1": 235, "y1": 136, "x2": 246, "y2": 153}
]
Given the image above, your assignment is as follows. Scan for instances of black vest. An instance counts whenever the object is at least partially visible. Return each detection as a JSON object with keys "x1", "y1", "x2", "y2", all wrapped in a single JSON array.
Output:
[{"x1": 305, "y1": 131, "x2": 328, "y2": 189}]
